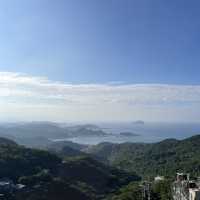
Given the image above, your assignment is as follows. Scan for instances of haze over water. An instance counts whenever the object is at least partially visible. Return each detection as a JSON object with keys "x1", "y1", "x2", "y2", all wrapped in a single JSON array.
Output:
[{"x1": 59, "y1": 122, "x2": 200, "y2": 145}]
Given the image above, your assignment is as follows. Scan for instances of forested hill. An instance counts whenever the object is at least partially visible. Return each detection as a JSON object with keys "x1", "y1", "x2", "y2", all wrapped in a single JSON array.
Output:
[
  {"x1": 0, "y1": 122, "x2": 107, "y2": 139},
  {"x1": 0, "y1": 137, "x2": 18, "y2": 146},
  {"x1": 85, "y1": 135, "x2": 200, "y2": 178},
  {"x1": 1, "y1": 133, "x2": 200, "y2": 199},
  {"x1": 0, "y1": 137, "x2": 140, "y2": 200}
]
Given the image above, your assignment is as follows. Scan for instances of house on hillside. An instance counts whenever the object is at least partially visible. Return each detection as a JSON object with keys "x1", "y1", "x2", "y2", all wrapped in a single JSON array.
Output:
[
  {"x1": 0, "y1": 178, "x2": 15, "y2": 194},
  {"x1": 173, "y1": 173, "x2": 200, "y2": 200},
  {"x1": 189, "y1": 188, "x2": 200, "y2": 200},
  {"x1": 154, "y1": 176, "x2": 165, "y2": 182},
  {"x1": 0, "y1": 178, "x2": 26, "y2": 197}
]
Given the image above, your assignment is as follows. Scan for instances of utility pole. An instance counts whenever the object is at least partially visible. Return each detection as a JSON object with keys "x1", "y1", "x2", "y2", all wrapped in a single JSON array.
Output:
[
  {"x1": 141, "y1": 182, "x2": 151, "y2": 200},
  {"x1": 141, "y1": 183, "x2": 145, "y2": 200},
  {"x1": 147, "y1": 182, "x2": 151, "y2": 200}
]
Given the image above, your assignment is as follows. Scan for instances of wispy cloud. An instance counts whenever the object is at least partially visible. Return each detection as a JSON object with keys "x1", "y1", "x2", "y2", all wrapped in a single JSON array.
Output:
[{"x1": 0, "y1": 72, "x2": 200, "y2": 122}]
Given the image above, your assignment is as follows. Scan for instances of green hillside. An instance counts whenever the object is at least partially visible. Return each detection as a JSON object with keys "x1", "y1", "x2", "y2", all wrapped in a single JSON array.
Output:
[
  {"x1": 0, "y1": 137, "x2": 139, "y2": 200},
  {"x1": 86, "y1": 135, "x2": 200, "y2": 178}
]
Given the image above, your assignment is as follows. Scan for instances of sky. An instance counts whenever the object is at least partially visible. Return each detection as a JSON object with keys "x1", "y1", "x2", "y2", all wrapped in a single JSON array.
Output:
[{"x1": 0, "y1": 0, "x2": 200, "y2": 122}]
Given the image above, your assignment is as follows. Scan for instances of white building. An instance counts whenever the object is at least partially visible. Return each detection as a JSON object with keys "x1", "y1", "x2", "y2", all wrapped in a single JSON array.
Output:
[
  {"x1": 189, "y1": 188, "x2": 200, "y2": 200},
  {"x1": 154, "y1": 176, "x2": 165, "y2": 182},
  {"x1": 173, "y1": 173, "x2": 200, "y2": 200}
]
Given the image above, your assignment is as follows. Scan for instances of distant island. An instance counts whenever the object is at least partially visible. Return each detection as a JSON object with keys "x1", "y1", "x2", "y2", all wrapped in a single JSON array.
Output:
[
  {"x1": 0, "y1": 122, "x2": 108, "y2": 140},
  {"x1": 132, "y1": 120, "x2": 145, "y2": 125},
  {"x1": 119, "y1": 132, "x2": 139, "y2": 137}
]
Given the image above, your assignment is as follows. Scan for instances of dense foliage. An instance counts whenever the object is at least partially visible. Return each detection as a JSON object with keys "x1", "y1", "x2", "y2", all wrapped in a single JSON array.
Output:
[
  {"x1": 1, "y1": 133, "x2": 200, "y2": 199},
  {"x1": 0, "y1": 138, "x2": 61, "y2": 181},
  {"x1": 105, "y1": 180, "x2": 172, "y2": 200},
  {"x1": 86, "y1": 135, "x2": 200, "y2": 178},
  {"x1": 0, "y1": 137, "x2": 139, "y2": 200},
  {"x1": 152, "y1": 180, "x2": 172, "y2": 200},
  {"x1": 105, "y1": 182, "x2": 143, "y2": 200}
]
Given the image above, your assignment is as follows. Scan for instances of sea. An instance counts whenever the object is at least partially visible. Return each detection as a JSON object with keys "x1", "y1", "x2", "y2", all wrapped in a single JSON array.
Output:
[{"x1": 56, "y1": 122, "x2": 200, "y2": 145}]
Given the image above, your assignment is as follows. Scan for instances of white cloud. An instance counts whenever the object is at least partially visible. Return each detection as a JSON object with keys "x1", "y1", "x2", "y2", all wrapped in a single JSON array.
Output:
[{"x1": 0, "y1": 71, "x2": 200, "y2": 122}]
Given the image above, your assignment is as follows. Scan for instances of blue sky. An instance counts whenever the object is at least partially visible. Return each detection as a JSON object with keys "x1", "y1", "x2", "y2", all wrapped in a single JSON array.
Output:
[
  {"x1": 0, "y1": 0, "x2": 200, "y2": 84},
  {"x1": 0, "y1": 1, "x2": 200, "y2": 122}
]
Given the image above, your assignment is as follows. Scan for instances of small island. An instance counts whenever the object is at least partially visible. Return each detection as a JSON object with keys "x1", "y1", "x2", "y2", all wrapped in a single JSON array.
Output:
[
  {"x1": 132, "y1": 120, "x2": 145, "y2": 125},
  {"x1": 119, "y1": 132, "x2": 139, "y2": 137}
]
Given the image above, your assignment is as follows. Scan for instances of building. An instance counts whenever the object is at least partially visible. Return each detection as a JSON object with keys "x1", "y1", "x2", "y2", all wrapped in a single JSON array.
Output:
[
  {"x1": 154, "y1": 176, "x2": 165, "y2": 182},
  {"x1": 0, "y1": 178, "x2": 15, "y2": 194},
  {"x1": 189, "y1": 189, "x2": 200, "y2": 200},
  {"x1": 0, "y1": 178, "x2": 26, "y2": 197},
  {"x1": 173, "y1": 173, "x2": 200, "y2": 200}
]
